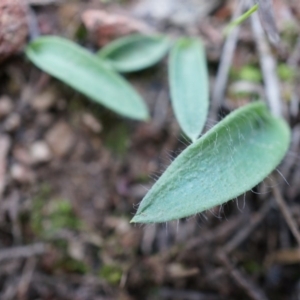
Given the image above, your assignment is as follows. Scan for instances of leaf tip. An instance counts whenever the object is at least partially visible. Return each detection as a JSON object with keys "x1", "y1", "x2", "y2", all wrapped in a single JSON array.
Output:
[
  {"x1": 144, "y1": 115, "x2": 151, "y2": 122},
  {"x1": 130, "y1": 217, "x2": 138, "y2": 223},
  {"x1": 189, "y1": 135, "x2": 198, "y2": 143},
  {"x1": 130, "y1": 213, "x2": 148, "y2": 223},
  {"x1": 136, "y1": 109, "x2": 150, "y2": 122}
]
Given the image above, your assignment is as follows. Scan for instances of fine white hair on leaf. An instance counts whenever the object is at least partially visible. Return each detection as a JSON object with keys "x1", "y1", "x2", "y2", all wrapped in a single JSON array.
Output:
[
  {"x1": 208, "y1": 208, "x2": 222, "y2": 219},
  {"x1": 177, "y1": 136, "x2": 192, "y2": 147},
  {"x1": 275, "y1": 168, "x2": 290, "y2": 186},
  {"x1": 235, "y1": 197, "x2": 245, "y2": 213}
]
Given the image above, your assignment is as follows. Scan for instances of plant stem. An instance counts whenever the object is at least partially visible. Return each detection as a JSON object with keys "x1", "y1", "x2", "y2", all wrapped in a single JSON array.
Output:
[{"x1": 224, "y1": 4, "x2": 259, "y2": 36}]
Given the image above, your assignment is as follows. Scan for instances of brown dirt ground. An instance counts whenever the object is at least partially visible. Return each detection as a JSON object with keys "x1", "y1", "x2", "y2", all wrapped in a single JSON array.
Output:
[{"x1": 1, "y1": 0, "x2": 300, "y2": 299}]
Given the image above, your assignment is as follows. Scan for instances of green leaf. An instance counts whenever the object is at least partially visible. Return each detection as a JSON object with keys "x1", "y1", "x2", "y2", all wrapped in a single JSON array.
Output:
[
  {"x1": 26, "y1": 36, "x2": 149, "y2": 121},
  {"x1": 131, "y1": 102, "x2": 290, "y2": 223},
  {"x1": 98, "y1": 34, "x2": 171, "y2": 73},
  {"x1": 169, "y1": 37, "x2": 209, "y2": 142}
]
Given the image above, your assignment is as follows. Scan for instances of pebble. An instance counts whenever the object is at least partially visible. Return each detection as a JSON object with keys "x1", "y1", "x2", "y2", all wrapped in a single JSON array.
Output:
[
  {"x1": 36, "y1": 113, "x2": 54, "y2": 128},
  {"x1": 0, "y1": 96, "x2": 13, "y2": 119},
  {"x1": 31, "y1": 91, "x2": 56, "y2": 112},
  {"x1": 45, "y1": 121, "x2": 75, "y2": 158},
  {"x1": 133, "y1": 0, "x2": 221, "y2": 26},
  {"x1": 0, "y1": 0, "x2": 28, "y2": 62},
  {"x1": 3, "y1": 113, "x2": 21, "y2": 132},
  {"x1": 12, "y1": 145, "x2": 32, "y2": 165},
  {"x1": 82, "y1": 112, "x2": 102, "y2": 133},
  {"x1": 30, "y1": 141, "x2": 52, "y2": 164},
  {"x1": 10, "y1": 163, "x2": 35, "y2": 184}
]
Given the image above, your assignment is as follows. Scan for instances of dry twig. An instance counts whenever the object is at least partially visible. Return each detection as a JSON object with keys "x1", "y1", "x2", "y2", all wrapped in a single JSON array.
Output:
[
  {"x1": 211, "y1": 0, "x2": 245, "y2": 117},
  {"x1": 17, "y1": 257, "x2": 37, "y2": 299},
  {"x1": 223, "y1": 202, "x2": 271, "y2": 254},
  {"x1": 26, "y1": 0, "x2": 63, "y2": 4},
  {"x1": 217, "y1": 252, "x2": 269, "y2": 300},
  {"x1": 0, "y1": 243, "x2": 45, "y2": 262},
  {"x1": 0, "y1": 135, "x2": 10, "y2": 200},
  {"x1": 250, "y1": 2, "x2": 282, "y2": 117},
  {"x1": 270, "y1": 177, "x2": 300, "y2": 247}
]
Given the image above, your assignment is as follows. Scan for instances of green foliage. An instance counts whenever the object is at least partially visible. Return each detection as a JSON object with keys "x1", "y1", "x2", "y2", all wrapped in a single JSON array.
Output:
[
  {"x1": 32, "y1": 187, "x2": 82, "y2": 237},
  {"x1": 58, "y1": 257, "x2": 88, "y2": 274},
  {"x1": 46, "y1": 200, "x2": 82, "y2": 232},
  {"x1": 277, "y1": 63, "x2": 295, "y2": 82},
  {"x1": 243, "y1": 260, "x2": 263, "y2": 274},
  {"x1": 26, "y1": 36, "x2": 149, "y2": 121},
  {"x1": 25, "y1": 11, "x2": 291, "y2": 226},
  {"x1": 104, "y1": 121, "x2": 130, "y2": 157},
  {"x1": 31, "y1": 187, "x2": 88, "y2": 274},
  {"x1": 31, "y1": 184, "x2": 51, "y2": 235},
  {"x1": 98, "y1": 34, "x2": 171, "y2": 73},
  {"x1": 99, "y1": 264, "x2": 123, "y2": 285},
  {"x1": 131, "y1": 102, "x2": 290, "y2": 223},
  {"x1": 237, "y1": 65, "x2": 263, "y2": 83},
  {"x1": 169, "y1": 37, "x2": 209, "y2": 142}
]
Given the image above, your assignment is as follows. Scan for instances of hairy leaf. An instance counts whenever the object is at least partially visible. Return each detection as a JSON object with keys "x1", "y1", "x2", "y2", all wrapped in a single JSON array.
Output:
[
  {"x1": 169, "y1": 37, "x2": 209, "y2": 142},
  {"x1": 98, "y1": 34, "x2": 171, "y2": 73},
  {"x1": 26, "y1": 36, "x2": 149, "y2": 121},
  {"x1": 131, "y1": 102, "x2": 290, "y2": 223}
]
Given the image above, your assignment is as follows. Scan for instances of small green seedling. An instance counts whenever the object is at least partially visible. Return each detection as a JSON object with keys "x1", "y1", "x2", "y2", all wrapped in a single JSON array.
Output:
[
  {"x1": 169, "y1": 37, "x2": 209, "y2": 142},
  {"x1": 131, "y1": 3, "x2": 291, "y2": 223},
  {"x1": 26, "y1": 34, "x2": 172, "y2": 121},
  {"x1": 98, "y1": 34, "x2": 171, "y2": 73},
  {"x1": 26, "y1": 36, "x2": 149, "y2": 121},
  {"x1": 25, "y1": 3, "x2": 290, "y2": 225},
  {"x1": 131, "y1": 102, "x2": 290, "y2": 223}
]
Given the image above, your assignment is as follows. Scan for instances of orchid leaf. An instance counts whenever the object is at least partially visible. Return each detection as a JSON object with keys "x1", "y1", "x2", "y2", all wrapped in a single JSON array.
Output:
[
  {"x1": 169, "y1": 37, "x2": 209, "y2": 142},
  {"x1": 26, "y1": 36, "x2": 149, "y2": 121},
  {"x1": 131, "y1": 102, "x2": 290, "y2": 223},
  {"x1": 98, "y1": 34, "x2": 171, "y2": 73}
]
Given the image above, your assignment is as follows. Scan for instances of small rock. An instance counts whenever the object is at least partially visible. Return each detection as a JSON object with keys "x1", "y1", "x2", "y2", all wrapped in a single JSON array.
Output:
[
  {"x1": 133, "y1": 0, "x2": 221, "y2": 26},
  {"x1": 30, "y1": 141, "x2": 52, "y2": 164},
  {"x1": 36, "y1": 113, "x2": 54, "y2": 128},
  {"x1": 3, "y1": 113, "x2": 21, "y2": 132},
  {"x1": 82, "y1": 113, "x2": 102, "y2": 133},
  {"x1": 68, "y1": 239, "x2": 84, "y2": 261},
  {"x1": 81, "y1": 9, "x2": 151, "y2": 46},
  {"x1": 13, "y1": 145, "x2": 32, "y2": 165},
  {"x1": 0, "y1": 0, "x2": 28, "y2": 62},
  {"x1": 45, "y1": 121, "x2": 75, "y2": 157},
  {"x1": 10, "y1": 163, "x2": 34, "y2": 184},
  {"x1": 0, "y1": 96, "x2": 13, "y2": 119},
  {"x1": 31, "y1": 91, "x2": 56, "y2": 112}
]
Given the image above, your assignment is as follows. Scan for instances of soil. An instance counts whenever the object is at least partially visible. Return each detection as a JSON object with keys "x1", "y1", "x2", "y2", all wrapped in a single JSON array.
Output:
[{"x1": 0, "y1": 0, "x2": 300, "y2": 299}]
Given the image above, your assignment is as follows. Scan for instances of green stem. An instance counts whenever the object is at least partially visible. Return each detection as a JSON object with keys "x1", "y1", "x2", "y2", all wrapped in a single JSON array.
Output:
[{"x1": 224, "y1": 4, "x2": 259, "y2": 36}]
